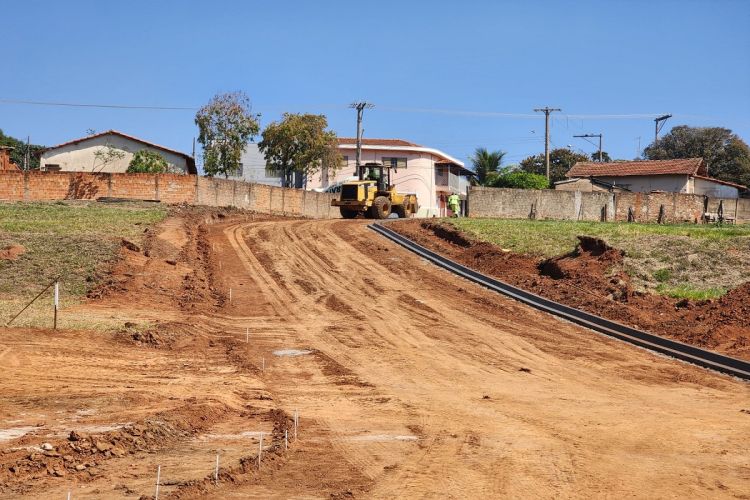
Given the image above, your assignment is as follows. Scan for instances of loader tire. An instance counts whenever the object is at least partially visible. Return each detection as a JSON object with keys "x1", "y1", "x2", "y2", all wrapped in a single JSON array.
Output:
[
  {"x1": 340, "y1": 207, "x2": 359, "y2": 219},
  {"x1": 370, "y1": 196, "x2": 392, "y2": 219},
  {"x1": 394, "y1": 204, "x2": 408, "y2": 218}
]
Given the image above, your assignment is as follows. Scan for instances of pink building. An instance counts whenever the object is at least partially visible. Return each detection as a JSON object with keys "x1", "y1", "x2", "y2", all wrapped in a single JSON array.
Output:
[{"x1": 309, "y1": 138, "x2": 473, "y2": 217}]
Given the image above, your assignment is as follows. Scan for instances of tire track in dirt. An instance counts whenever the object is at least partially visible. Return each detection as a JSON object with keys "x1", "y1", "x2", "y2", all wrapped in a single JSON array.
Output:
[{"x1": 212, "y1": 218, "x2": 749, "y2": 499}]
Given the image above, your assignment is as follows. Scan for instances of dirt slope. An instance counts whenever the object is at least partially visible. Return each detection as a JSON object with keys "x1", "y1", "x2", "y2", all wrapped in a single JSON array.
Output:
[
  {"x1": 391, "y1": 220, "x2": 750, "y2": 360},
  {"x1": 1, "y1": 213, "x2": 748, "y2": 499}
]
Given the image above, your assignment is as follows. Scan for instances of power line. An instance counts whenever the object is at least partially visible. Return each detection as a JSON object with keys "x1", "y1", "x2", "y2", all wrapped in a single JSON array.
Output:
[
  {"x1": 0, "y1": 98, "x2": 196, "y2": 111},
  {"x1": 0, "y1": 98, "x2": 682, "y2": 121}
]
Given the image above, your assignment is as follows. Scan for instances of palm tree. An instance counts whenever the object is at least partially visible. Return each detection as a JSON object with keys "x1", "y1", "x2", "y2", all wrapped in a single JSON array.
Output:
[{"x1": 470, "y1": 147, "x2": 506, "y2": 185}]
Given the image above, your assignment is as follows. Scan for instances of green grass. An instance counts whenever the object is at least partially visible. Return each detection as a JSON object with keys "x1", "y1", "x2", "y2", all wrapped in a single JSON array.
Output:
[
  {"x1": 655, "y1": 284, "x2": 727, "y2": 301},
  {"x1": 450, "y1": 219, "x2": 750, "y2": 257},
  {"x1": 0, "y1": 201, "x2": 167, "y2": 327},
  {"x1": 448, "y1": 218, "x2": 750, "y2": 299}
]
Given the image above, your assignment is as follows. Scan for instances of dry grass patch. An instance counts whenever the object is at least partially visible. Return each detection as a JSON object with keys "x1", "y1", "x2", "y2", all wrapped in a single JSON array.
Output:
[{"x1": 0, "y1": 201, "x2": 167, "y2": 327}]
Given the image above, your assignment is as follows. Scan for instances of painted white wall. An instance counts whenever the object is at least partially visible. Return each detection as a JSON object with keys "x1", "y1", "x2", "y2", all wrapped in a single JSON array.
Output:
[
  {"x1": 40, "y1": 134, "x2": 189, "y2": 173},
  {"x1": 595, "y1": 175, "x2": 690, "y2": 193},
  {"x1": 694, "y1": 177, "x2": 739, "y2": 198},
  {"x1": 227, "y1": 143, "x2": 283, "y2": 186}
]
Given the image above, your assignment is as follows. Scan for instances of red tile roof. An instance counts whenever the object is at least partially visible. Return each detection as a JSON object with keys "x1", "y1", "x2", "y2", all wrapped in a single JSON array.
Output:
[
  {"x1": 693, "y1": 175, "x2": 747, "y2": 191},
  {"x1": 45, "y1": 130, "x2": 197, "y2": 174},
  {"x1": 567, "y1": 158, "x2": 707, "y2": 178},
  {"x1": 336, "y1": 138, "x2": 422, "y2": 147}
]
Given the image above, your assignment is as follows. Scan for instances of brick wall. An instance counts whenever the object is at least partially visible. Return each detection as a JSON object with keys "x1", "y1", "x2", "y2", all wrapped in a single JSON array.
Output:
[
  {"x1": 468, "y1": 186, "x2": 746, "y2": 224},
  {"x1": 0, "y1": 171, "x2": 341, "y2": 219}
]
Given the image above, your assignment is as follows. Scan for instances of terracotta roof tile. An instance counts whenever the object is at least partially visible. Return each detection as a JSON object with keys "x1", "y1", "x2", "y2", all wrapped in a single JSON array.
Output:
[
  {"x1": 693, "y1": 175, "x2": 747, "y2": 191},
  {"x1": 567, "y1": 158, "x2": 706, "y2": 178},
  {"x1": 336, "y1": 138, "x2": 422, "y2": 147}
]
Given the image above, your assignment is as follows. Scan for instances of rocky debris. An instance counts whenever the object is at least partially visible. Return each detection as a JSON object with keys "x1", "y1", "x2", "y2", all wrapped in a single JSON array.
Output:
[
  {"x1": 0, "y1": 244, "x2": 25, "y2": 260},
  {"x1": 0, "y1": 403, "x2": 229, "y2": 486},
  {"x1": 120, "y1": 239, "x2": 141, "y2": 252}
]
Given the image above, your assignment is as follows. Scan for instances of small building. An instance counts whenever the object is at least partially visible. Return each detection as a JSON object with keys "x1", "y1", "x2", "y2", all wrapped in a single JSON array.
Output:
[
  {"x1": 565, "y1": 158, "x2": 746, "y2": 198},
  {"x1": 40, "y1": 130, "x2": 197, "y2": 174},
  {"x1": 231, "y1": 138, "x2": 473, "y2": 217},
  {"x1": 0, "y1": 146, "x2": 21, "y2": 172}
]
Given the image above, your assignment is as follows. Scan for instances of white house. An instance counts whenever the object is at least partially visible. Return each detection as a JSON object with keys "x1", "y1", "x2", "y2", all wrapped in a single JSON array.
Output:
[
  {"x1": 565, "y1": 158, "x2": 746, "y2": 198},
  {"x1": 40, "y1": 130, "x2": 196, "y2": 174},
  {"x1": 230, "y1": 138, "x2": 473, "y2": 217}
]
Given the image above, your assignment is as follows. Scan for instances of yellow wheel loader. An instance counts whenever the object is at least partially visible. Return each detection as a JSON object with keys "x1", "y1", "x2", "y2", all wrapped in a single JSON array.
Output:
[{"x1": 331, "y1": 162, "x2": 418, "y2": 219}]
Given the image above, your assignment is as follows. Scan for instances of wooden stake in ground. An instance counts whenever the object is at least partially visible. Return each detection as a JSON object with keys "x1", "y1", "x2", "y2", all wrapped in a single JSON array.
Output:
[
  {"x1": 155, "y1": 465, "x2": 161, "y2": 500},
  {"x1": 246, "y1": 327, "x2": 249, "y2": 343},
  {"x1": 294, "y1": 410, "x2": 298, "y2": 440},
  {"x1": 214, "y1": 454, "x2": 219, "y2": 484},
  {"x1": 258, "y1": 432, "x2": 263, "y2": 469},
  {"x1": 285, "y1": 429, "x2": 288, "y2": 450},
  {"x1": 53, "y1": 281, "x2": 59, "y2": 330}
]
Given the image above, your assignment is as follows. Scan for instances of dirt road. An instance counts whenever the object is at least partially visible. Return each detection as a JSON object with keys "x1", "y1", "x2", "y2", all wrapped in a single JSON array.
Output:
[{"x1": 1, "y1": 214, "x2": 749, "y2": 498}]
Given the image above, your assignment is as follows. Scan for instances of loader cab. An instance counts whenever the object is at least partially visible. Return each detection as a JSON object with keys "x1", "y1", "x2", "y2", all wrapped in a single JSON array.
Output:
[{"x1": 359, "y1": 162, "x2": 392, "y2": 192}]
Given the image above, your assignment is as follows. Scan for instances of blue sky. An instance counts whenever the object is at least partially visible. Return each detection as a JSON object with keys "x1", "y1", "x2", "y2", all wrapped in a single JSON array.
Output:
[{"x1": 2, "y1": 0, "x2": 749, "y2": 171}]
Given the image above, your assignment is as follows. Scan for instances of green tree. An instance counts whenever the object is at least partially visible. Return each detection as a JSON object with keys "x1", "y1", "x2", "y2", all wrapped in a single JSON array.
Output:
[
  {"x1": 470, "y1": 147, "x2": 506, "y2": 185},
  {"x1": 195, "y1": 91, "x2": 260, "y2": 178},
  {"x1": 490, "y1": 170, "x2": 549, "y2": 189},
  {"x1": 644, "y1": 125, "x2": 750, "y2": 187},
  {"x1": 258, "y1": 113, "x2": 341, "y2": 188},
  {"x1": 519, "y1": 148, "x2": 589, "y2": 184},
  {"x1": 127, "y1": 150, "x2": 168, "y2": 173},
  {"x1": 591, "y1": 151, "x2": 611, "y2": 162},
  {"x1": 0, "y1": 129, "x2": 44, "y2": 170}
]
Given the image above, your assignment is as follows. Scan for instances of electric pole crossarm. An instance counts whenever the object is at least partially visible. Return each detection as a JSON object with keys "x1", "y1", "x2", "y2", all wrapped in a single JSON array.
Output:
[
  {"x1": 573, "y1": 133, "x2": 603, "y2": 162},
  {"x1": 654, "y1": 114, "x2": 672, "y2": 145}
]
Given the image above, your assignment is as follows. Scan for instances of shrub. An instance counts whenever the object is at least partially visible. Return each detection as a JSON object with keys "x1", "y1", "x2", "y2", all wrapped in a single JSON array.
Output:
[
  {"x1": 127, "y1": 150, "x2": 168, "y2": 173},
  {"x1": 490, "y1": 171, "x2": 549, "y2": 190}
]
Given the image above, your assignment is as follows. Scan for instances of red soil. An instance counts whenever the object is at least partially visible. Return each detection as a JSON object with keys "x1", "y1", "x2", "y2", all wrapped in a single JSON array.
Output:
[{"x1": 391, "y1": 220, "x2": 750, "y2": 360}]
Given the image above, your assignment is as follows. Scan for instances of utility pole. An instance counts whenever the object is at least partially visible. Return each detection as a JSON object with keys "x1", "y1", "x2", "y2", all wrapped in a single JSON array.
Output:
[
  {"x1": 534, "y1": 107, "x2": 561, "y2": 180},
  {"x1": 654, "y1": 114, "x2": 672, "y2": 145},
  {"x1": 573, "y1": 133, "x2": 603, "y2": 162},
  {"x1": 349, "y1": 102, "x2": 374, "y2": 180},
  {"x1": 24, "y1": 136, "x2": 30, "y2": 171}
]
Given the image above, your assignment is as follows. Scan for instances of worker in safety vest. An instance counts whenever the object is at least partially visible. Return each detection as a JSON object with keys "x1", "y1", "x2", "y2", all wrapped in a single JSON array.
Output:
[{"x1": 447, "y1": 193, "x2": 461, "y2": 217}]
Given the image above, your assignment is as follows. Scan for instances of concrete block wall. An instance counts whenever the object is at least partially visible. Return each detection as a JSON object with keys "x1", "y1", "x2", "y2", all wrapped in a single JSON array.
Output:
[
  {"x1": 0, "y1": 171, "x2": 341, "y2": 219},
  {"x1": 468, "y1": 186, "x2": 746, "y2": 224},
  {"x1": 706, "y1": 198, "x2": 750, "y2": 222}
]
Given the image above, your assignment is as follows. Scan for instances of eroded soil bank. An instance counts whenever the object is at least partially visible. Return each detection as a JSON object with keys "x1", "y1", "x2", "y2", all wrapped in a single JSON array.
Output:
[{"x1": 390, "y1": 219, "x2": 750, "y2": 360}]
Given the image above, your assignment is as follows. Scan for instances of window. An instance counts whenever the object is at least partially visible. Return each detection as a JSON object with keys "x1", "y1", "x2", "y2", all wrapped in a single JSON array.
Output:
[
  {"x1": 382, "y1": 157, "x2": 407, "y2": 170},
  {"x1": 235, "y1": 163, "x2": 244, "y2": 176},
  {"x1": 45, "y1": 164, "x2": 61, "y2": 172}
]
